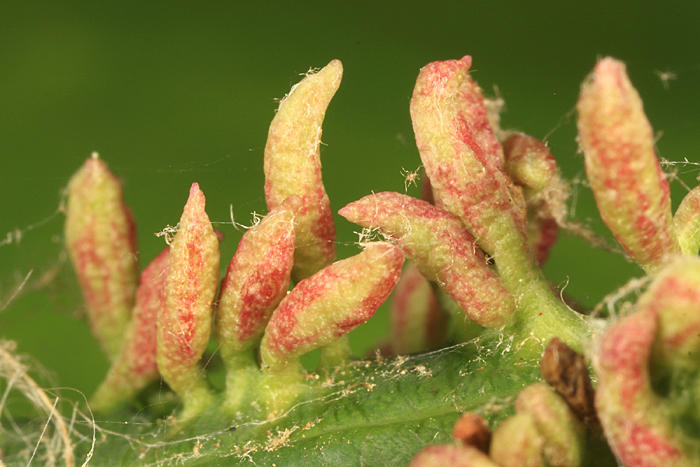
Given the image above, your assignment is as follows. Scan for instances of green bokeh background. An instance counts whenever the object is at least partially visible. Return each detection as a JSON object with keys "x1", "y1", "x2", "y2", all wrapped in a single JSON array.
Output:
[{"x1": 1, "y1": 1, "x2": 699, "y2": 396}]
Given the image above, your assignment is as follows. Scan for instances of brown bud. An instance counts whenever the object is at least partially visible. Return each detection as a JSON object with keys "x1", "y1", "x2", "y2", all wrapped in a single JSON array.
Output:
[
  {"x1": 452, "y1": 412, "x2": 491, "y2": 453},
  {"x1": 540, "y1": 337, "x2": 598, "y2": 429}
]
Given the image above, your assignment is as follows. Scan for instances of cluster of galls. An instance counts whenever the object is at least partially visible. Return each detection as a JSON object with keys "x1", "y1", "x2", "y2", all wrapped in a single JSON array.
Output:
[
  {"x1": 412, "y1": 338, "x2": 593, "y2": 467},
  {"x1": 65, "y1": 54, "x2": 700, "y2": 466}
]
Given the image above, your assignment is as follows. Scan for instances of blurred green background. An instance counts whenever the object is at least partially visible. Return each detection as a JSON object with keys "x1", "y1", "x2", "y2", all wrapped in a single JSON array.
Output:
[{"x1": 1, "y1": 1, "x2": 699, "y2": 396}]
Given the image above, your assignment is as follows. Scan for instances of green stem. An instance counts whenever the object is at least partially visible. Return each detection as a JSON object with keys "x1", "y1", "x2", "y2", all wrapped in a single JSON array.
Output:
[
  {"x1": 493, "y1": 220, "x2": 591, "y2": 354},
  {"x1": 318, "y1": 336, "x2": 352, "y2": 371},
  {"x1": 179, "y1": 381, "x2": 215, "y2": 421},
  {"x1": 258, "y1": 361, "x2": 309, "y2": 417},
  {"x1": 222, "y1": 347, "x2": 259, "y2": 413}
]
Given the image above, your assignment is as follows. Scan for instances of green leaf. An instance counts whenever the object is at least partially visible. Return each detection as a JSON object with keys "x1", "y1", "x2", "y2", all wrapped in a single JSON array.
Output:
[{"x1": 91, "y1": 334, "x2": 542, "y2": 465}]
